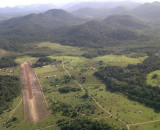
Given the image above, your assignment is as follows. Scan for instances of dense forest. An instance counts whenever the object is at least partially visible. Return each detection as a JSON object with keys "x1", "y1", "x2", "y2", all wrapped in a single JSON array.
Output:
[
  {"x1": 94, "y1": 56, "x2": 160, "y2": 110},
  {"x1": 0, "y1": 56, "x2": 17, "y2": 68},
  {"x1": 0, "y1": 76, "x2": 20, "y2": 114}
]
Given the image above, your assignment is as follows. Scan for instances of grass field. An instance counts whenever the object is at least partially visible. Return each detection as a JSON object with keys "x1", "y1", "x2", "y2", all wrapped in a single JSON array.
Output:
[
  {"x1": 37, "y1": 42, "x2": 85, "y2": 56},
  {"x1": 15, "y1": 56, "x2": 38, "y2": 64},
  {"x1": 33, "y1": 55, "x2": 160, "y2": 130},
  {"x1": 0, "y1": 49, "x2": 8, "y2": 57},
  {"x1": 0, "y1": 43, "x2": 158, "y2": 130},
  {"x1": 147, "y1": 70, "x2": 160, "y2": 87},
  {"x1": 92, "y1": 55, "x2": 147, "y2": 67},
  {"x1": 0, "y1": 97, "x2": 22, "y2": 130}
]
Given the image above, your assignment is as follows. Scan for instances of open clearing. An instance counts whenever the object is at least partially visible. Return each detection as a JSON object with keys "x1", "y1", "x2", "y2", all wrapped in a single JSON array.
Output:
[
  {"x1": 21, "y1": 62, "x2": 49, "y2": 123},
  {"x1": 37, "y1": 42, "x2": 85, "y2": 56},
  {"x1": 147, "y1": 70, "x2": 160, "y2": 87},
  {"x1": 0, "y1": 49, "x2": 9, "y2": 57},
  {"x1": 0, "y1": 49, "x2": 159, "y2": 129},
  {"x1": 92, "y1": 55, "x2": 147, "y2": 67},
  {"x1": 16, "y1": 56, "x2": 38, "y2": 64},
  {"x1": 34, "y1": 55, "x2": 160, "y2": 130}
]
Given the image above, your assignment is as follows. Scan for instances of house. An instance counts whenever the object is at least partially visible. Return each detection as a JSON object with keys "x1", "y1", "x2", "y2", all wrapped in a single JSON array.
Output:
[
  {"x1": 91, "y1": 66, "x2": 97, "y2": 70},
  {"x1": 138, "y1": 111, "x2": 142, "y2": 114},
  {"x1": 45, "y1": 75, "x2": 58, "y2": 78}
]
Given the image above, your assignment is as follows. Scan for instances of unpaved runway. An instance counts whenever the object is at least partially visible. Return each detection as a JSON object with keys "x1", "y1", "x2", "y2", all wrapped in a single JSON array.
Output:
[{"x1": 21, "y1": 62, "x2": 49, "y2": 123}]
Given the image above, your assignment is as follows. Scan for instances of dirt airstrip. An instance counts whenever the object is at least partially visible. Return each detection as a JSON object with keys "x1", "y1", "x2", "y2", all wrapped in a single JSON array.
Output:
[{"x1": 21, "y1": 62, "x2": 49, "y2": 123}]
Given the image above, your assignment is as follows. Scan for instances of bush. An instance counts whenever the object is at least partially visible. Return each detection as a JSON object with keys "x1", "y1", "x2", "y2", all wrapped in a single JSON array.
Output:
[
  {"x1": 152, "y1": 74, "x2": 158, "y2": 79},
  {"x1": 58, "y1": 86, "x2": 81, "y2": 93},
  {"x1": 57, "y1": 117, "x2": 116, "y2": 130},
  {"x1": 32, "y1": 57, "x2": 55, "y2": 67}
]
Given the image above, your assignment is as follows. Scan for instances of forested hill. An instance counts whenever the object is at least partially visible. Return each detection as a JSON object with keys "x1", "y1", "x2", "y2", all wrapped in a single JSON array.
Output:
[
  {"x1": 0, "y1": 9, "x2": 86, "y2": 34},
  {"x1": 52, "y1": 15, "x2": 150, "y2": 47},
  {"x1": 0, "y1": 12, "x2": 153, "y2": 51},
  {"x1": 132, "y1": 1, "x2": 160, "y2": 19},
  {"x1": 103, "y1": 15, "x2": 148, "y2": 29},
  {"x1": 0, "y1": 9, "x2": 87, "y2": 51}
]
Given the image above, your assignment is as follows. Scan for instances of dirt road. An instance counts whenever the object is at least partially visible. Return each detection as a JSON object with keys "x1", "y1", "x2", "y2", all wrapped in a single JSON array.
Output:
[{"x1": 21, "y1": 62, "x2": 49, "y2": 123}]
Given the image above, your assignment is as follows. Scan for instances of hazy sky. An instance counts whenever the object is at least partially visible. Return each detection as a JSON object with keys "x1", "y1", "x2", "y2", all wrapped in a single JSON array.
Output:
[{"x1": 0, "y1": 0, "x2": 158, "y2": 7}]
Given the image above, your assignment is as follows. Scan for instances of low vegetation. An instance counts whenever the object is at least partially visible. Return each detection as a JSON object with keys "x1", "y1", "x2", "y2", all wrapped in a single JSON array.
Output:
[
  {"x1": 58, "y1": 86, "x2": 81, "y2": 93},
  {"x1": 57, "y1": 117, "x2": 116, "y2": 130},
  {"x1": 94, "y1": 56, "x2": 160, "y2": 110},
  {"x1": 50, "y1": 100, "x2": 95, "y2": 118},
  {"x1": 147, "y1": 70, "x2": 160, "y2": 87}
]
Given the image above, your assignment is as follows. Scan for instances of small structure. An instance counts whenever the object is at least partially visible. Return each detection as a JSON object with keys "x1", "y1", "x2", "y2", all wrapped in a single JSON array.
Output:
[
  {"x1": 138, "y1": 111, "x2": 142, "y2": 114},
  {"x1": 45, "y1": 76, "x2": 52, "y2": 78},
  {"x1": 42, "y1": 65, "x2": 50, "y2": 68},
  {"x1": 9, "y1": 70, "x2": 14, "y2": 73},
  {"x1": 45, "y1": 75, "x2": 58, "y2": 78},
  {"x1": 91, "y1": 66, "x2": 97, "y2": 70}
]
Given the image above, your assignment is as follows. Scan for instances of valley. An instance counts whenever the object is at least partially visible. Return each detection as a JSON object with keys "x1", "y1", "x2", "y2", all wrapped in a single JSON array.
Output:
[
  {"x1": 0, "y1": 42, "x2": 159, "y2": 129},
  {"x1": 0, "y1": 1, "x2": 160, "y2": 130}
]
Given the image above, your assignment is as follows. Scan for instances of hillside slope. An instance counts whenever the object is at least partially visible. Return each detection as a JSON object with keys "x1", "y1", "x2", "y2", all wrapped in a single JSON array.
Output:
[
  {"x1": 132, "y1": 2, "x2": 160, "y2": 19},
  {"x1": 53, "y1": 15, "x2": 149, "y2": 47}
]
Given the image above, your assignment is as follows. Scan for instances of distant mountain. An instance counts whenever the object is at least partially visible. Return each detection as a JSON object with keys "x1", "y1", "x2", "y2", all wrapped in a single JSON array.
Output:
[
  {"x1": 73, "y1": 6, "x2": 130, "y2": 20},
  {"x1": 0, "y1": 9, "x2": 86, "y2": 35},
  {"x1": 104, "y1": 15, "x2": 148, "y2": 29},
  {"x1": 0, "y1": 4, "x2": 56, "y2": 19},
  {"x1": 0, "y1": 10, "x2": 150, "y2": 51},
  {"x1": 73, "y1": 8, "x2": 109, "y2": 19},
  {"x1": 109, "y1": 6, "x2": 130, "y2": 15},
  {"x1": 67, "y1": 1, "x2": 141, "y2": 10},
  {"x1": 132, "y1": 1, "x2": 160, "y2": 19}
]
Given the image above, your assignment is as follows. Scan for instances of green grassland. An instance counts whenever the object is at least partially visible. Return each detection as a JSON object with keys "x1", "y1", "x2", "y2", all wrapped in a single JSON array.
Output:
[
  {"x1": 147, "y1": 70, "x2": 160, "y2": 87},
  {"x1": 37, "y1": 42, "x2": 85, "y2": 56},
  {"x1": 131, "y1": 121, "x2": 160, "y2": 130},
  {"x1": 0, "y1": 49, "x2": 20, "y2": 58},
  {"x1": 0, "y1": 49, "x2": 9, "y2": 57},
  {"x1": 91, "y1": 55, "x2": 147, "y2": 67},
  {"x1": 33, "y1": 55, "x2": 160, "y2": 130},
  {"x1": 0, "y1": 97, "x2": 22, "y2": 130},
  {"x1": 35, "y1": 63, "x2": 109, "y2": 116},
  {"x1": 15, "y1": 56, "x2": 38, "y2": 64},
  {"x1": 0, "y1": 42, "x2": 159, "y2": 130}
]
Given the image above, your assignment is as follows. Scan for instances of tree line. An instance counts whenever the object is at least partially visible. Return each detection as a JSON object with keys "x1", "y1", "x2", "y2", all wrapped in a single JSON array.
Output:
[
  {"x1": 94, "y1": 56, "x2": 160, "y2": 110},
  {"x1": 0, "y1": 56, "x2": 17, "y2": 68}
]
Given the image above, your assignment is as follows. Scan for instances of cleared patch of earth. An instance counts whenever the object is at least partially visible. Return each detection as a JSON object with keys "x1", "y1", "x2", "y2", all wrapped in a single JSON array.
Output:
[{"x1": 21, "y1": 62, "x2": 49, "y2": 123}]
